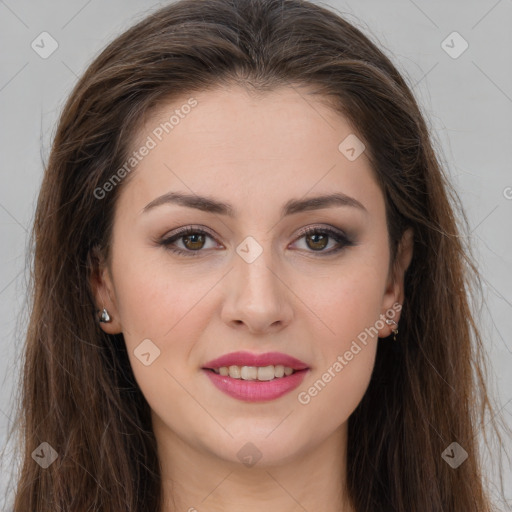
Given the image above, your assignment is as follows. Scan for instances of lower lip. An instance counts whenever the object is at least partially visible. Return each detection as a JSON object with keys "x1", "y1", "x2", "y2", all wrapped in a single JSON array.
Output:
[{"x1": 202, "y1": 368, "x2": 309, "y2": 402}]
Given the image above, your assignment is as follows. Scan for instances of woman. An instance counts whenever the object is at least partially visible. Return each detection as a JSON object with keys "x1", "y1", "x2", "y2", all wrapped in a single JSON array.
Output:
[{"x1": 4, "y1": 0, "x2": 509, "y2": 510}]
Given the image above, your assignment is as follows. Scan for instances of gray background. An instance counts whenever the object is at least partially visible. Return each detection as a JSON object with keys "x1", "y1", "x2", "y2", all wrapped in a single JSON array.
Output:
[{"x1": 0, "y1": 0, "x2": 511, "y2": 509}]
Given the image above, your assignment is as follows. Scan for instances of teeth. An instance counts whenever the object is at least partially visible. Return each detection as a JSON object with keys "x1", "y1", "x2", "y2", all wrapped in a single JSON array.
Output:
[
  {"x1": 228, "y1": 365, "x2": 241, "y2": 379},
  {"x1": 211, "y1": 364, "x2": 298, "y2": 380}
]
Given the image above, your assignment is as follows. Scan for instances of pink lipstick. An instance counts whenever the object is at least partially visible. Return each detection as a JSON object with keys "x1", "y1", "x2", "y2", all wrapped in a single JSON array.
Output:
[{"x1": 202, "y1": 351, "x2": 310, "y2": 402}]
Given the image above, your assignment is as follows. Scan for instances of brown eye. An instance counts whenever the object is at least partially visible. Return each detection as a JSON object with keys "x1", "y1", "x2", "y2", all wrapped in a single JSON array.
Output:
[
  {"x1": 292, "y1": 226, "x2": 354, "y2": 256},
  {"x1": 182, "y1": 233, "x2": 206, "y2": 251},
  {"x1": 160, "y1": 226, "x2": 218, "y2": 257},
  {"x1": 305, "y1": 232, "x2": 329, "y2": 251}
]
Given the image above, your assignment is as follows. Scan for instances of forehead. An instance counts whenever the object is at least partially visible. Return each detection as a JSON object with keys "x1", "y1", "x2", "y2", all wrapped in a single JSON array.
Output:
[
  {"x1": 118, "y1": 85, "x2": 382, "y2": 219},
  {"x1": 141, "y1": 84, "x2": 352, "y2": 160}
]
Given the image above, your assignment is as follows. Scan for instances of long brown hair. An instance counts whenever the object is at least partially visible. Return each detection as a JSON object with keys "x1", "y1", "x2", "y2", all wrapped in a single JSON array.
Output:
[{"x1": 3, "y1": 0, "x2": 509, "y2": 510}]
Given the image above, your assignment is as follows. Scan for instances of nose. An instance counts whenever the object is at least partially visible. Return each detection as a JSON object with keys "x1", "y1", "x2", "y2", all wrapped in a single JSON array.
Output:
[{"x1": 220, "y1": 242, "x2": 294, "y2": 335}]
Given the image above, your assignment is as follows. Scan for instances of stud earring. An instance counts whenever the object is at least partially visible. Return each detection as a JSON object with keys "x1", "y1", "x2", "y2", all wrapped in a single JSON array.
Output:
[
  {"x1": 385, "y1": 318, "x2": 398, "y2": 341},
  {"x1": 99, "y1": 308, "x2": 111, "y2": 323}
]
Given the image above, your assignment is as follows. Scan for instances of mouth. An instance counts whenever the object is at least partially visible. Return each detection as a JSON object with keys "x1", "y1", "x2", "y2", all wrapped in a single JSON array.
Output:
[
  {"x1": 203, "y1": 364, "x2": 305, "y2": 381},
  {"x1": 201, "y1": 351, "x2": 310, "y2": 401}
]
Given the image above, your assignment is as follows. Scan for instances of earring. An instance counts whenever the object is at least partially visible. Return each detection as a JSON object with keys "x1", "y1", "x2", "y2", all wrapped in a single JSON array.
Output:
[
  {"x1": 99, "y1": 308, "x2": 111, "y2": 323},
  {"x1": 385, "y1": 318, "x2": 398, "y2": 341}
]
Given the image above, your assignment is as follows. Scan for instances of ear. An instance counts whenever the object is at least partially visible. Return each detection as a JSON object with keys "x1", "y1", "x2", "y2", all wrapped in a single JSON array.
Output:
[
  {"x1": 89, "y1": 246, "x2": 123, "y2": 334},
  {"x1": 378, "y1": 227, "x2": 414, "y2": 337}
]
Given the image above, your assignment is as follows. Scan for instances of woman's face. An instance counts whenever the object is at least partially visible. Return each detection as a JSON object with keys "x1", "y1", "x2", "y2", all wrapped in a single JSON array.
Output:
[{"x1": 94, "y1": 85, "x2": 412, "y2": 467}]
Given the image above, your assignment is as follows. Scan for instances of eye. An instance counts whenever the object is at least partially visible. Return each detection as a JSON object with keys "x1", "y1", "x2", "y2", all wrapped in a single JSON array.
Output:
[
  {"x1": 159, "y1": 226, "x2": 220, "y2": 257},
  {"x1": 291, "y1": 225, "x2": 354, "y2": 255}
]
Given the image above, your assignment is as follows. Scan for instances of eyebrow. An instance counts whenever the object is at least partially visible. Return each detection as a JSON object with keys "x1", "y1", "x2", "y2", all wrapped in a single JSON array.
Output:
[{"x1": 141, "y1": 191, "x2": 367, "y2": 217}]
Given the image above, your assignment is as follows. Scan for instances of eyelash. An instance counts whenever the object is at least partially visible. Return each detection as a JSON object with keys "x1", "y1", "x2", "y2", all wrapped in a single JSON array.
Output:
[{"x1": 159, "y1": 225, "x2": 354, "y2": 258}]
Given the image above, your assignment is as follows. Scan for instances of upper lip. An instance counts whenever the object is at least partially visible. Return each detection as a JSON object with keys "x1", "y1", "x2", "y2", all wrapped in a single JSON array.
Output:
[{"x1": 202, "y1": 351, "x2": 309, "y2": 370}]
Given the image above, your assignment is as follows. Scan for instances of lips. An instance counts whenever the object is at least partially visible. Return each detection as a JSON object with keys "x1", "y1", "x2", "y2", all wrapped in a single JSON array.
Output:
[
  {"x1": 203, "y1": 367, "x2": 309, "y2": 402},
  {"x1": 202, "y1": 351, "x2": 309, "y2": 370}
]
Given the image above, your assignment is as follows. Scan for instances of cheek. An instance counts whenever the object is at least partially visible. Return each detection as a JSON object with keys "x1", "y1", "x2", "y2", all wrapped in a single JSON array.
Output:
[
  {"x1": 293, "y1": 284, "x2": 380, "y2": 442},
  {"x1": 292, "y1": 257, "x2": 385, "y2": 419},
  {"x1": 294, "y1": 340, "x2": 376, "y2": 454},
  {"x1": 304, "y1": 257, "x2": 387, "y2": 348},
  {"x1": 110, "y1": 248, "x2": 225, "y2": 399},
  {"x1": 111, "y1": 246, "x2": 215, "y2": 344},
  {"x1": 111, "y1": 254, "x2": 212, "y2": 417}
]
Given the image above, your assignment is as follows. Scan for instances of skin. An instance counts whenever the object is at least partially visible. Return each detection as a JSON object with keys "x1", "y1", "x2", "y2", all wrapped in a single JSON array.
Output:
[{"x1": 92, "y1": 85, "x2": 413, "y2": 512}]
